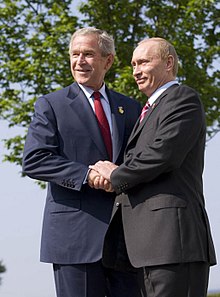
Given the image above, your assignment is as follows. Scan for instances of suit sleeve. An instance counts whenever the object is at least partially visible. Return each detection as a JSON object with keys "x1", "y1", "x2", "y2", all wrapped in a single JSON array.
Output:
[
  {"x1": 111, "y1": 86, "x2": 206, "y2": 194},
  {"x1": 22, "y1": 97, "x2": 88, "y2": 191}
]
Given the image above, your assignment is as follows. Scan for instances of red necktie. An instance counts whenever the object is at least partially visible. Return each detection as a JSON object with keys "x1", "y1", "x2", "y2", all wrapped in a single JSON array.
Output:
[
  {"x1": 140, "y1": 101, "x2": 151, "y2": 123},
  {"x1": 93, "y1": 92, "x2": 112, "y2": 160}
]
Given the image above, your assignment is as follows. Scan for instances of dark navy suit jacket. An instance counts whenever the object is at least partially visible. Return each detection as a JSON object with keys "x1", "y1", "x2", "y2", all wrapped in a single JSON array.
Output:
[{"x1": 22, "y1": 82, "x2": 141, "y2": 264}]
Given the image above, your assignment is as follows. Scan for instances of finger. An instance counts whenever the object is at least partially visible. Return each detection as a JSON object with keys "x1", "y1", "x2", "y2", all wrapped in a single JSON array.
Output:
[{"x1": 93, "y1": 176, "x2": 101, "y2": 189}]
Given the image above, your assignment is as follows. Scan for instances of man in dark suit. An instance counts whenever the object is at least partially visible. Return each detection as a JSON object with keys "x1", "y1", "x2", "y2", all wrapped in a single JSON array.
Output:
[
  {"x1": 90, "y1": 37, "x2": 216, "y2": 297},
  {"x1": 22, "y1": 27, "x2": 141, "y2": 297}
]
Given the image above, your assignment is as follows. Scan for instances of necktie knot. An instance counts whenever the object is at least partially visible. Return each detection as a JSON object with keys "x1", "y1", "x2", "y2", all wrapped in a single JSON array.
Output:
[
  {"x1": 140, "y1": 101, "x2": 151, "y2": 123},
  {"x1": 93, "y1": 91, "x2": 101, "y2": 101}
]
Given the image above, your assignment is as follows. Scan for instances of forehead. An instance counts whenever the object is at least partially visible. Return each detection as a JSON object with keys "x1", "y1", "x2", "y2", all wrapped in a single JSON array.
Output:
[
  {"x1": 132, "y1": 41, "x2": 160, "y2": 61},
  {"x1": 71, "y1": 34, "x2": 100, "y2": 51}
]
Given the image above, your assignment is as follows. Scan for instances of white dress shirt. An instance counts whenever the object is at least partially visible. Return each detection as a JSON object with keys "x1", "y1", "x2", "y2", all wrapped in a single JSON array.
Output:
[
  {"x1": 78, "y1": 83, "x2": 113, "y2": 135},
  {"x1": 148, "y1": 80, "x2": 179, "y2": 106}
]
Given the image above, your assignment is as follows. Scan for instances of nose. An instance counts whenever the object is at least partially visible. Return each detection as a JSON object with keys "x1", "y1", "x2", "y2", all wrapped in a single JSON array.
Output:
[
  {"x1": 77, "y1": 53, "x2": 86, "y2": 64},
  {"x1": 133, "y1": 65, "x2": 141, "y2": 77}
]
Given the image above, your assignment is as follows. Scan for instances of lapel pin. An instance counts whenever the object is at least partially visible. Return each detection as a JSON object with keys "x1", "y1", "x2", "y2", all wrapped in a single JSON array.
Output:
[{"x1": 118, "y1": 106, "x2": 124, "y2": 114}]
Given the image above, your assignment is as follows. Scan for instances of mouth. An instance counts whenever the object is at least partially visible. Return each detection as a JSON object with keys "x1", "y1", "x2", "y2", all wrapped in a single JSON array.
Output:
[
  {"x1": 75, "y1": 69, "x2": 91, "y2": 73},
  {"x1": 136, "y1": 78, "x2": 146, "y2": 84}
]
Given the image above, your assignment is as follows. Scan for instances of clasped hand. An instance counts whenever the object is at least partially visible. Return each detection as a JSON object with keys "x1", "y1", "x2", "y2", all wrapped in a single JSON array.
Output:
[{"x1": 87, "y1": 161, "x2": 118, "y2": 192}]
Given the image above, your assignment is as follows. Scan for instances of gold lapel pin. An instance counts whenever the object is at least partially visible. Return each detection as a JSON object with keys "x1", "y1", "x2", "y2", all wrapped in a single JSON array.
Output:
[{"x1": 118, "y1": 106, "x2": 124, "y2": 114}]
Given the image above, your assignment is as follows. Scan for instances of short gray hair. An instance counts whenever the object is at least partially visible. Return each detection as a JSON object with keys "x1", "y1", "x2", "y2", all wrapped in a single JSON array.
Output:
[{"x1": 69, "y1": 27, "x2": 116, "y2": 57}]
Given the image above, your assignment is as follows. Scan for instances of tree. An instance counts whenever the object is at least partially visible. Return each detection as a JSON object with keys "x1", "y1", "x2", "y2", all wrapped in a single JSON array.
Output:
[
  {"x1": 79, "y1": 0, "x2": 220, "y2": 133},
  {"x1": 0, "y1": 0, "x2": 220, "y2": 168},
  {"x1": 0, "y1": 261, "x2": 6, "y2": 285},
  {"x1": 0, "y1": 0, "x2": 79, "y2": 166}
]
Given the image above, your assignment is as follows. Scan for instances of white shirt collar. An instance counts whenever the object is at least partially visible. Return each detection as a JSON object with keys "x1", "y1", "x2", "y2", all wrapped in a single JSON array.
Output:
[
  {"x1": 148, "y1": 80, "x2": 179, "y2": 105},
  {"x1": 78, "y1": 83, "x2": 109, "y2": 103}
]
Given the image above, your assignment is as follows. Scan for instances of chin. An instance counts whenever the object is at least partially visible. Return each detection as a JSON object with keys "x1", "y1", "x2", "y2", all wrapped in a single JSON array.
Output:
[
  {"x1": 138, "y1": 84, "x2": 145, "y2": 91},
  {"x1": 76, "y1": 78, "x2": 90, "y2": 85},
  {"x1": 139, "y1": 86, "x2": 148, "y2": 95}
]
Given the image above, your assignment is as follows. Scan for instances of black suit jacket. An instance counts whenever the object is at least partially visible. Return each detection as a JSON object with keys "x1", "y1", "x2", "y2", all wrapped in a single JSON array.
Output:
[
  {"x1": 108, "y1": 84, "x2": 216, "y2": 268},
  {"x1": 22, "y1": 82, "x2": 141, "y2": 264}
]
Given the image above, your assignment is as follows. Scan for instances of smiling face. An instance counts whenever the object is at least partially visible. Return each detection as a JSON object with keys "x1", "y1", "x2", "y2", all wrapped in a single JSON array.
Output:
[
  {"x1": 69, "y1": 34, "x2": 114, "y2": 90},
  {"x1": 131, "y1": 40, "x2": 175, "y2": 97}
]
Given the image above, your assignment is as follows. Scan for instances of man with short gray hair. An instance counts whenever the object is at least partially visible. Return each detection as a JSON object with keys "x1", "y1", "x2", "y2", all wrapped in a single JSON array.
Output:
[{"x1": 22, "y1": 27, "x2": 142, "y2": 297}]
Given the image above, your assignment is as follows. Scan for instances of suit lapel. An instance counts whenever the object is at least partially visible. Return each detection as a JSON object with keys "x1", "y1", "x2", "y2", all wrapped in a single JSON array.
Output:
[
  {"x1": 126, "y1": 84, "x2": 179, "y2": 149},
  {"x1": 107, "y1": 88, "x2": 125, "y2": 162},
  {"x1": 67, "y1": 83, "x2": 109, "y2": 158}
]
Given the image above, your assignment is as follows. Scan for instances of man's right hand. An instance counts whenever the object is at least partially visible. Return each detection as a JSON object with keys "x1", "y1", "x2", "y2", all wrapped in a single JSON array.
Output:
[{"x1": 87, "y1": 169, "x2": 114, "y2": 192}]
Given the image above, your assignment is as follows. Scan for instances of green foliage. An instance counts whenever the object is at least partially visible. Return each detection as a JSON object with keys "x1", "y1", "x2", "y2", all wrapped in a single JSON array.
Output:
[
  {"x1": 208, "y1": 294, "x2": 220, "y2": 297},
  {"x1": 0, "y1": 0, "x2": 220, "y2": 170},
  {"x1": 0, "y1": 261, "x2": 6, "y2": 285},
  {"x1": 79, "y1": 0, "x2": 220, "y2": 135},
  {"x1": 0, "y1": 0, "x2": 78, "y2": 166}
]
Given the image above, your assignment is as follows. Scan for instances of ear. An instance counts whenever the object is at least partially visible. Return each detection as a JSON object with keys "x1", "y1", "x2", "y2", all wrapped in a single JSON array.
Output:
[
  {"x1": 166, "y1": 55, "x2": 174, "y2": 72},
  {"x1": 105, "y1": 54, "x2": 114, "y2": 71}
]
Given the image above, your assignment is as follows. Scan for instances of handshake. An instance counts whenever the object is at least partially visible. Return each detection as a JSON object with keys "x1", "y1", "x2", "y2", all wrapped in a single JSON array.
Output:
[{"x1": 88, "y1": 161, "x2": 118, "y2": 192}]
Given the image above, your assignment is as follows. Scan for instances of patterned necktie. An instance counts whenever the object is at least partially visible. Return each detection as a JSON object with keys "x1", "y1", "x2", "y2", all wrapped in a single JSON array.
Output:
[
  {"x1": 93, "y1": 91, "x2": 112, "y2": 160},
  {"x1": 140, "y1": 101, "x2": 151, "y2": 123}
]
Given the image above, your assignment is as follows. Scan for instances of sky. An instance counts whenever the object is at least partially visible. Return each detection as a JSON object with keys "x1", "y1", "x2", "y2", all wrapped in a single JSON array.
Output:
[
  {"x1": 1, "y1": 0, "x2": 219, "y2": 295},
  {"x1": 0, "y1": 118, "x2": 219, "y2": 297}
]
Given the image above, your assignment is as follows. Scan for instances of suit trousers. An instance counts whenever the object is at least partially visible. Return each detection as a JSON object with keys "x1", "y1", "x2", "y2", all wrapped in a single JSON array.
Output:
[
  {"x1": 53, "y1": 260, "x2": 141, "y2": 297},
  {"x1": 103, "y1": 207, "x2": 210, "y2": 297},
  {"x1": 137, "y1": 261, "x2": 210, "y2": 297}
]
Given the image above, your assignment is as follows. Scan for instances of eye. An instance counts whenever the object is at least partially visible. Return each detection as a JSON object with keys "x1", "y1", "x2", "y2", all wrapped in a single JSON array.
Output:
[
  {"x1": 71, "y1": 53, "x2": 79, "y2": 58},
  {"x1": 131, "y1": 62, "x2": 136, "y2": 68},
  {"x1": 141, "y1": 59, "x2": 149, "y2": 65},
  {"x1": 85, "y1": 52, "x2": 94, "y2": 58}
]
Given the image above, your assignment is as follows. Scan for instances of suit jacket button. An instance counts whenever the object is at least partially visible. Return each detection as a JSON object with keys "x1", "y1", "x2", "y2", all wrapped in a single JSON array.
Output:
[{"x1": 116, "y1": 202, "x2": 120, "y2": 207}]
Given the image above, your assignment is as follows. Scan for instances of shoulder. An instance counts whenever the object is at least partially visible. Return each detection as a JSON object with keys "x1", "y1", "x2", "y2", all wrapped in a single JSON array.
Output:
[
  {"x1": 164, "y1": 84, "x2": 202, "y2": 106},
  {"x1": 108, "y1": 88, "x2": 141, "y2": 108},
  {"x1": 108, "y1": 88, "x2": 134, "y2": 102},
  {"x1": 162, "y1": 84, "x2": 205, "y2": 118},
  {"x1": 168, "y1": 84, "x2": 200, "y2": 98},
  {"x1": 35, "y1": 82, "x2": 79, "y2": 107},
  {"x1": 43, "y1": 82, "x2": 78, "y2": 101}
]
